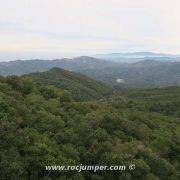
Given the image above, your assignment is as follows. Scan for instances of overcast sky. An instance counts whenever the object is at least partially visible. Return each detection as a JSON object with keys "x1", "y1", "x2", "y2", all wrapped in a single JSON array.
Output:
[{"x1": 0, "y1": 0, "x2": 180, "y2": 60}]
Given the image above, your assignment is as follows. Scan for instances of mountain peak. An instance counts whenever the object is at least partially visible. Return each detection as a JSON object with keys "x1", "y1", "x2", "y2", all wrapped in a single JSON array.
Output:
[{"x1": 27, "y1": 67, "x2": 112, "y2": 101}]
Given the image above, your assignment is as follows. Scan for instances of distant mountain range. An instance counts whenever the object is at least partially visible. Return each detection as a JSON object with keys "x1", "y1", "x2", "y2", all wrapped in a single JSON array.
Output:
[
  {"x1": 81, "y1": 60, "x2": 180, "y2": 88},
  {"x1": 0, "y1": 56, "x2": 117, "y2": 76},
  {"x1": 0, "y1": 55, "x2": 180, "y2": 88},
  {"x1": 92, "y1": 52, "x2": 180, "y2": 63}
]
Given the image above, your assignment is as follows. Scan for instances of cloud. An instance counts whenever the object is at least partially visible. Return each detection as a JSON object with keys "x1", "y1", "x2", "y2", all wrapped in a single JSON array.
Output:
[{"x1": 0, "y1": 0, "x2": 180, "y2": 60}]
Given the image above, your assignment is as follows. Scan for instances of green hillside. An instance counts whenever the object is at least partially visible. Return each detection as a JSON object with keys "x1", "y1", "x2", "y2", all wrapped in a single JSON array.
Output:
[
  {"x1": 0, "y1": 71, "x2": 179, "y2": 179},
  {"x1": 25, "y1": 67, "x2": 112, "y2": 101}
]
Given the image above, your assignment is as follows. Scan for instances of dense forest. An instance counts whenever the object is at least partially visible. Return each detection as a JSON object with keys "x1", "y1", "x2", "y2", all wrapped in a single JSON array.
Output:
[
  {"x1": 25, "y1": 68, "x2": 112, "y2": 101},
  {"x1": 0, "y1": 68, "x2": 179, "y2": 179}
]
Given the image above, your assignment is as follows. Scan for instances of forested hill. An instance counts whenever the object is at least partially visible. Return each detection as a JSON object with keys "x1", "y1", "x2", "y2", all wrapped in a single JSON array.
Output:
[
  {"x1": 0, "y1": 73, "x2": 179, "y2": 179},
  {"x1": 25, "y1": 67, "x2": 112, "y2": 101}
]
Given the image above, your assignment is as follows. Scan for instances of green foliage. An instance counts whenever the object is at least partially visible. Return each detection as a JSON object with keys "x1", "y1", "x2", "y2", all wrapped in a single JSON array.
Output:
[
  {"x1": 6, "y1": 76, "x2": 36, "y2": 95},
  {"x1": 26, "y1": 67, "x2": 112, "y2": 101},
  {"x1": 0, "y1": 75, "x2": 179, "y2": 180},
  {"x1": 20, "y1": 77, "x2": 36, "y2": 95},
  {"x1": 40, "y1": 86, "x2": 71, "y2": 102}
]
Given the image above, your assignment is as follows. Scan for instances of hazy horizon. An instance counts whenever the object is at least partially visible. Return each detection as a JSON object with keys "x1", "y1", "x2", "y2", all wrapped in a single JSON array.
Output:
[
  {"x1": 0, "y1": 51, "x2": 180, "y2": 62},
  {"x1": 1, "y1": 0, "x2": 180, "y2": 61}
]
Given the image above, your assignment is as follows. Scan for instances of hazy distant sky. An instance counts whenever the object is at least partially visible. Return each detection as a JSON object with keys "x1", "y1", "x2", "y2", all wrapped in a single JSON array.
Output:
[{"x1": 0, "y1": 0, "x2": 180, "y2": 60}]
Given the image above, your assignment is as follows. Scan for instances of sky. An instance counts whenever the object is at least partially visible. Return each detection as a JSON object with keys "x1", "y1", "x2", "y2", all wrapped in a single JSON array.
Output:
[{"x1": 0, "y1": 0, "x2": 180, "y2": 61}]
